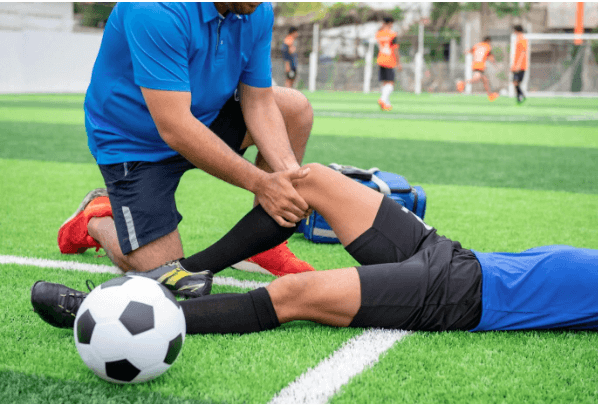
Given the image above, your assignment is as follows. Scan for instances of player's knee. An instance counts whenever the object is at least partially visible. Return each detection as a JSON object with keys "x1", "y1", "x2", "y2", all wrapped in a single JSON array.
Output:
[
  {"x1": 268, "y1": 273, "x2": 312, "y2": 308},
  {"x1": 294, "y1": 163, "x2": 326, "y2": 189},
  {"x1": 287, "y1": 91, "x2": 313, "y2": 133}
]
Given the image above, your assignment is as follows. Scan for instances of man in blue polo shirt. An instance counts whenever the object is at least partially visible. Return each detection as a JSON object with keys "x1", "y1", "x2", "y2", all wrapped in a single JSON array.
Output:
[{"x1": 57, "y1": 2, "x2": 316, "y2": 297}]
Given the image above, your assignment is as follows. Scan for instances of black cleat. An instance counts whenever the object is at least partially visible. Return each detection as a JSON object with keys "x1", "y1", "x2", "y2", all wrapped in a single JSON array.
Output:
[
  {"x1": 31, "y1": 281, "x2": 90, "y2": 329},
  {"x1": 128, "y1": 260, "x2": 213, "y2": 299}
]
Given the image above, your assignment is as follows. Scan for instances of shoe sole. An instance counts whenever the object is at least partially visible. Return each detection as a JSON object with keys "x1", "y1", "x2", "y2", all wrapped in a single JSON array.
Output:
[
  {"x1": 231, "y1": 260, "x2": 274, "y2": 276},
  {"x1": 60, "y1": 188, "x2": 109, "y2": 228}
]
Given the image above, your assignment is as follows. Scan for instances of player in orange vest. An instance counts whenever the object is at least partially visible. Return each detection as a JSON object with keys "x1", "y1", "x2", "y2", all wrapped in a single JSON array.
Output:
[
  {"x1": 457, "y1": 36, "x2": 499, "y2": 101},
  {"x1": 376, "y1": 17, "x2": 401, "y2": 111},
  {"x1": 282, "y1": 26, "x2": 299, "y2": 88},
  {"x1": 511, "y1": 25, "x2": 528, "y2": 104}
]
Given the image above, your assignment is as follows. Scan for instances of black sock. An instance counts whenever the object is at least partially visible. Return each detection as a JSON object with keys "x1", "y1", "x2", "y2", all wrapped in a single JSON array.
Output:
[
  {"x1": 180, "y1": 205, "x2": 297, "y2": 274},
  {"x1": 180, "y1": 287, "x2": 280, "y2": 334},
  {"x1": 516, "y1": 84, "x2": 523, "y2": 98}
]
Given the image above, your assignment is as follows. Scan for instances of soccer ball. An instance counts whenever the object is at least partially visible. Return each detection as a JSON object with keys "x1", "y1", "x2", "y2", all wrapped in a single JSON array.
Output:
[{"x1": 74, "y1": 276, "x2": 186, "y2": 384}]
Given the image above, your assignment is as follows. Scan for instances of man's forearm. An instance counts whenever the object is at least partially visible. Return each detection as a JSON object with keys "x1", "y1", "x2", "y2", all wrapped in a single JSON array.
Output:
[
  {"x1": 241, "y1": 88, "x2": 299, "y2": 172},
  {"x1": 162, "y1": 113, "x2": 265, "y2": 194}
]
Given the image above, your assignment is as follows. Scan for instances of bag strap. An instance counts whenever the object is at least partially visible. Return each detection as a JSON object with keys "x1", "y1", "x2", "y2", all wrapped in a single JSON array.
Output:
[{"x1": 329, "y1": 163, "x2": 391, "y2": 195}]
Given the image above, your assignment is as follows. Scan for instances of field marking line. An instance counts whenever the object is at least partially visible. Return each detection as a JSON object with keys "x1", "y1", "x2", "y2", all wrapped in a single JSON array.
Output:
[
  {"x1": 0, "y1": 255, "x2": 269, "y2": 290},
  {"x1": 314, "y1": 110, "x2": 598, "y2": 122},
  {"x1": 270, "y1": 328, "x2": 410, "y2": 404}
]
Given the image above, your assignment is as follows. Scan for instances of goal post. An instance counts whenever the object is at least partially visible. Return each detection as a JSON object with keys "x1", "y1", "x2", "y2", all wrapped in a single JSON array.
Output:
[{"x1": 510, "y1": 32, "x2": 598, "y2": 97}]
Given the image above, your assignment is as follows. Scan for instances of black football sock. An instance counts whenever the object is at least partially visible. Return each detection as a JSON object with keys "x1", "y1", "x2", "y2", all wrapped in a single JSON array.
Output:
[
  {"x1": 180, "y1": 205, "x2": 297, "y2": 274},
  {"x1": 180, "y1": 287, "x2": 280, "y2": 334},
  {"x1": 516, "y1": 84, "x2": 523, "y2": 98}
]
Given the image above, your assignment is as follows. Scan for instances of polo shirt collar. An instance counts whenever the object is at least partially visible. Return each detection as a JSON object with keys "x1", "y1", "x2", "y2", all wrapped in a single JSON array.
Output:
[{"x1": 200, "y1": 3, "x2": 248, "y2": 23}]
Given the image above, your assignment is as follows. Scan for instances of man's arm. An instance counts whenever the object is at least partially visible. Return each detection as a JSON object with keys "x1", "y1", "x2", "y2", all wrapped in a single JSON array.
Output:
[
  {"x1": 394, "y1": 47, "x2": 402, "y2": 71},
  {"x1": 141, "y1": 87, "x2": 309, "y2": 227},
  {"x1": 238, "y1": 83, "x2": 300, "y2": 173}
]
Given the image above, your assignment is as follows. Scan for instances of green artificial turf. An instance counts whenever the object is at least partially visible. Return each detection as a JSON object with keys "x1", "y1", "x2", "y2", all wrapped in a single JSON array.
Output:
[
  {"x1": 1, "y1": 92, "x2": 597, "y2": 403},
  {"x1": 332, "y1": 331, "x2": 598, "y2": 403}
]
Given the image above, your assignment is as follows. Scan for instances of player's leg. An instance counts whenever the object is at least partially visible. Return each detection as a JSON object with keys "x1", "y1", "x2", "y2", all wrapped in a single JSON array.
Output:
[
  {"x1": 57, "y1": 160, "x2": 188, "y2": 273},
  {"x1": 267, "y1": 267, "x2": 361, "y2": 326},
  {"x1": 382, "y1": 79, "x2": 394, "y2": 108},
  {"x1": 88, "y1": 217, "x2": 183, "y2": 272},
  {"x1": 377, "y1": 68, "x2": 392, "y2": 110},
  {"x1": 182, "y1": 183, "x2": 481, "y2": 334},
  {"x1": 482, "y1": 75, "x2": 490, "y2": 94},
  {"x1": 292, "y1": 163, "x2": 436, "y2": 255},
  {"x1": 513, "y1": 71, "x2": 526, "y2": 103},
  {"x1": 467, "y1": 71, "x2": 481, "y2": 86},
  {"x1": 232, "y1": 86, "x2": 315, "y2": 276}
]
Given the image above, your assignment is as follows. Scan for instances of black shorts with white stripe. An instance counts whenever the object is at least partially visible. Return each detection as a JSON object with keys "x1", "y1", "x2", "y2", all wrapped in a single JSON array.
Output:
[{"x1": 98, "y1": 95, "x2": 247, "y2": 255}]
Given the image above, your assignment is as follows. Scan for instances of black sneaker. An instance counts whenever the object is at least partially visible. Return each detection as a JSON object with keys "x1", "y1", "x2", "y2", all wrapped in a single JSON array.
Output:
[
  {"x1": 128, "y1": 260, "x2": 213, "y2": 299},
  {"x1": 31, "y1": 281, "x2": 92, "y2": 329}
]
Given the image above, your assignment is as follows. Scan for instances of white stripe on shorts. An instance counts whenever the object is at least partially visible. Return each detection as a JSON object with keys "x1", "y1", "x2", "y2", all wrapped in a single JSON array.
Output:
[{"x1": 122, "y1": 206, "x2": 139, "y2": 250}]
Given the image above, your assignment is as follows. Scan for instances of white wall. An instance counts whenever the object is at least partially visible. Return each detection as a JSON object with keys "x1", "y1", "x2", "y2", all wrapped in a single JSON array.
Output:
[{"x1": 0, "y1": 30, "x2": 102, "y2": 93}]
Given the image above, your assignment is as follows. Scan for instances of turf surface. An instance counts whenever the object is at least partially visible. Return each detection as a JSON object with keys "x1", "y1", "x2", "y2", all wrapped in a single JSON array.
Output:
[{"x1": 1, "y1": 91, "x2": 597, "y2": 403}]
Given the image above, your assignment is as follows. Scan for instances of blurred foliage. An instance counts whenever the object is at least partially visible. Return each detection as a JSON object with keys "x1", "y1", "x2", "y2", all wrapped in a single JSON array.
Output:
[
  {"x1": 431, "y1": 2, "x2": 530, "y2": 29},
  {"x1": 274, "y1": 2, "x2": 325, "y2": 18},
  {"x1": 493, "y1": 46, "x2": 505, "y2": 62},
  {"x1": 74, "y1": 2, "x2": 115, "y2": 28},
  {"x1": 315, "y1": 3, "x2": 404, "y2": 29}
]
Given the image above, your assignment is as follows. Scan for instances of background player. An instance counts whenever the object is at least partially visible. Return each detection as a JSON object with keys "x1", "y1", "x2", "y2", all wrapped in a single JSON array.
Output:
[
  {"x1": 376, "y1": 16, "x2": 401, "y2": 111},
  {"x1": 281, "y1": 26, "x2": 299, "y2": 88},
  {"x1": 511, "y1": 25, "x2": 528, "y2": 104},
  {"x1": 457, "y1": 36, "x2": 499, "y2": 101},
  {"x1": 34, "y1": 163, "x2": 598, "y2": 334}
]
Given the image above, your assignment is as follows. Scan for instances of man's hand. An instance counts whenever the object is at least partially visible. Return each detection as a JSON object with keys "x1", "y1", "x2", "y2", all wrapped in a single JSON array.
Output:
[
  {"x1": 397, "y1": 63, "x2": 403, "y2": 72},
  {"x1": 253, "y1": 167, "x2": 311, "y2": 227}
]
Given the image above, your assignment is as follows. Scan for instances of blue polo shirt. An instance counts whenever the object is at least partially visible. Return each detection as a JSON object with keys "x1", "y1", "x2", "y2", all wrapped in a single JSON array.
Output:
[
  {"x1": 471, "y1": 245, "x2": 598, "y2": 331},
  {"x1": 84, "y1": 2, "x2": 273, "y2": 164}
]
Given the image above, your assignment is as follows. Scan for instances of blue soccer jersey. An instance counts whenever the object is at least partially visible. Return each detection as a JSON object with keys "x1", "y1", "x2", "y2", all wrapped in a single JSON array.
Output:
[
  {"x1": 84, "y1": 2, "x2": 273, "y2": 164},
  {"x1": 471, "y1": 245, "x2": 598, "y2": 331}
]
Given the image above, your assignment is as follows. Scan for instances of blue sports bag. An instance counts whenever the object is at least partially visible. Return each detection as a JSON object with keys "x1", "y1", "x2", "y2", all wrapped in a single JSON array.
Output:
[{"x1": 299, "y1": 164, "x2": 427, "y2": 243}]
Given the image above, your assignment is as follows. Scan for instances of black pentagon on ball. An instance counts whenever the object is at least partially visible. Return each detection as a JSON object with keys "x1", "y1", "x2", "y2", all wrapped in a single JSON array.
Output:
[
  {"x1": 157, "y1": 283, "x2": 180, "y2": 309},
  {"x1": 164, "y1": 333, "x2": 183, "y2": 365},
  {"x1": 76, "y1": 309, "x2": 95, "y2": 344},
  {"x1": 100, "y1": 276, "x2": 133, "y2": 289},
  {"x1": 119, "y1": 301, "x2": 154, "y2": 335},
  {"x1": 105, "y1": 359, "x2": 141, "y2": 382}
]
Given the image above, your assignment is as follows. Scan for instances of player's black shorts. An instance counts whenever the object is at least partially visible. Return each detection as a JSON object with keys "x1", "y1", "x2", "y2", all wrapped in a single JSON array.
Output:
[
  {"x1": 346, "y1": 196, "x2": 482, "y2": 331},
  {"x1": 513, "y1": 70, "x2": 525, "y2": 83},
  {"x1": 98, "y1": 94, "x2": 247, "y2": 255},
  {"x1": 378, "y1": 66, "x2": 395, "y2": 82},
  {"x1": 473, "y1": 69, "x2": 486, "y2": 75}
]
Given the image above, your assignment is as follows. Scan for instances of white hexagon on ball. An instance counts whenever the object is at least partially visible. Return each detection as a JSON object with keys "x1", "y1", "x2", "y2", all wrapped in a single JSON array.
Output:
[{"x1": 74, "y1": 276, "x2": 186, "y2": 384}]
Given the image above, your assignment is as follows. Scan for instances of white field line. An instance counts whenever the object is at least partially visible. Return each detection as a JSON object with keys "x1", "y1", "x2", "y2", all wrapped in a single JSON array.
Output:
[
  {"x1": 270, "y1": 328, "x2": 410, "y2": 404},
  {"x1": 0, "y1": 255, "x2": 269, "y2": 290},
  {"x1": 314, "y1": 110, "x2": 598, "y2": 122}
]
